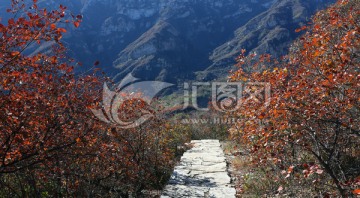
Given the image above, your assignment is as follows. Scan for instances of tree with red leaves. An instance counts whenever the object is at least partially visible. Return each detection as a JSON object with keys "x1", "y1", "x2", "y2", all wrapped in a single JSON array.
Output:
[
  {"x1": 229, "y1": 0, "x2": 359, "y2": 196},
  {"x1": 0, "y1": 1, "x2": 176, "y2": 196}
]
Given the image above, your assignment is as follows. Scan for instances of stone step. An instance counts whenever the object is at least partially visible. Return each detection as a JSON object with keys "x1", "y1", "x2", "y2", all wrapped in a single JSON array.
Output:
[{"x1": 161, "y1": 140, "x2": 236, "y2": 198}]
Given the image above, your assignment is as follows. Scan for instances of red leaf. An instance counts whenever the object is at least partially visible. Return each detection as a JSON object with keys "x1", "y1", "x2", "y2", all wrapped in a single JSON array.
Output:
[
  {"x1": 73, "y1": 21, "x2": 80, "y2": 28},
  {"x1": 8, "y1": 18, "x2": 15, "y2": 25},
  {"x1": 58, "y1": 28, "x2": 67, "y2": 33},
  {"x1": 11, "y1": 51, "x2": 20, "y2": 57},
  {"x1": 50, "y1": 23, "x2": 56, "y2": 30},
  {"x1": 353, "y1": 189, "x2": 360, "y2": 195},
  {"x1": 295, "y1": 25, "x2": 307, "y2": 33}
]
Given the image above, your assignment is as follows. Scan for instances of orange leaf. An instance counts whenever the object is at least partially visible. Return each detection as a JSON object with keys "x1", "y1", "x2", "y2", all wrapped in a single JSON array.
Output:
[
  {"x1": 287, "y1": 165, "x2": 294, "y2": 173},
  {"x1": 328, "y1": 74, "x2": 334, "y2": 82},
  {"x1": 73, "y1": 21, "x2": 80, "y2": 28},
  {"x1": 353, "y1": 189, "x2": 360, "y2": 195},
  {"x1": 49, "y1": 56, "x2": 57, "y2": 64},
  {"x1": 321, "y1": 80, "x2": 331, "y2": 86},
  {"x1": 58, "y1": 28, "x2": 67, "y2": 33},
  {"x1": 11, "y1": 51, "x2": 20, "y2": 56},
  {"x1": 50, "y1": 23, "x2": 56, "y2": 30}
]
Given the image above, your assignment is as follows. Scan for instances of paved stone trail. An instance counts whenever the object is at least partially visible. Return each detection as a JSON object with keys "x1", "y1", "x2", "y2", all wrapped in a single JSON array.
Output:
[{"x1": 161, "y1": 140, "x2": 236, "y2": 198}]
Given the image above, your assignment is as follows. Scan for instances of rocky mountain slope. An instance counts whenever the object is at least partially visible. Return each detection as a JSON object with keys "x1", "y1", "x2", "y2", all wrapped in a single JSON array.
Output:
[
  {"x1": 72, "y1": 0, "x2": 278, "y2": 82},
  {"x1": 26, "y1": 0, "x2": 335, "y2": 83},
  {"x1": 201, "y1": 0, "x2": 333, "y2": 80}
]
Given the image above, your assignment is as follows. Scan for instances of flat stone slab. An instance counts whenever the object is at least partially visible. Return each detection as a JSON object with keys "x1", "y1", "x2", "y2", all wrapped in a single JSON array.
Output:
[{"x1": 161, "y1": 140, "x2": 236, "y2": 198}]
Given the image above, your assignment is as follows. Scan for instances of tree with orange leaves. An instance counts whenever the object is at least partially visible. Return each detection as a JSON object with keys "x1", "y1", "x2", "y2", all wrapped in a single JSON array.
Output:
[
  {"x1": 0, "y1": 0, "x2": 108, "y2": 195},
  {"x1": 229, "y1": 0, "x2": 359, "y2": 196},
  {"x1": 0, "y1": 1, "x2": 176, "y2": 196}
]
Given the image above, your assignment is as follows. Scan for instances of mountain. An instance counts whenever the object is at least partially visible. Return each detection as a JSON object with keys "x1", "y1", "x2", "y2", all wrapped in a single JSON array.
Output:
[
  {"x1": 201, "y1": 0, "x2": 334, "y2": 80},
  {"x1": 19, "y1": 0, "x2": 335, "y2": 83},
  {"x1": 71, "y1": 0, "x2": 279, "y2": 82}
]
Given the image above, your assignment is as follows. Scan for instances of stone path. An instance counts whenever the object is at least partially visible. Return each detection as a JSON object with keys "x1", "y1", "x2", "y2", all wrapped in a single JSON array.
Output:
[{"x1": 161, "y1": 140, "x2": 236, "y2": 198}]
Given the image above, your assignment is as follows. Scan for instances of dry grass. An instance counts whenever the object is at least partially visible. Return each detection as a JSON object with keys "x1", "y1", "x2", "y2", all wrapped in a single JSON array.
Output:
[{"x1": 221, "y1": 141, "x2": 334, "y2": 198}]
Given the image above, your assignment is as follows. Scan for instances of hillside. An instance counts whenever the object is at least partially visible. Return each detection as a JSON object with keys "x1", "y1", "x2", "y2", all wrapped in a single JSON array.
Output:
[{"x1": 33, "y1": 0, "x2": 334, "y2": 83}]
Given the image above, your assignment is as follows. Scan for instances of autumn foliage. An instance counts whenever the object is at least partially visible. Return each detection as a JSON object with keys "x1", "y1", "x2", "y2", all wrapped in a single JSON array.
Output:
[
  {"x1": 229, "y1": 0, "x2": 359, "y2": 197},
  {"x1": 0, "y1": 1, "x2": 176, "y2": 196}
]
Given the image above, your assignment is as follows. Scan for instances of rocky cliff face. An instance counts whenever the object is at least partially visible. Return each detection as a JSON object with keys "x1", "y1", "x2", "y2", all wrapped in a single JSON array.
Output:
[
  {"x1": 31, "y1": 0, "x2": 334, "y2": 83},
  {"x1": 108, "y1": 0, "x2": 279, "y2": 82},
  {"x1": 65, "y1": 0, "x2": 278, "y2": 82},
  {"x1": 200, "y1": 0, "x2": 333, "y2": 80}
]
